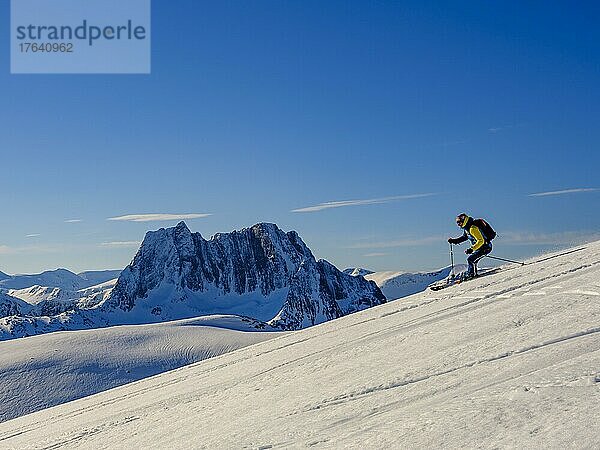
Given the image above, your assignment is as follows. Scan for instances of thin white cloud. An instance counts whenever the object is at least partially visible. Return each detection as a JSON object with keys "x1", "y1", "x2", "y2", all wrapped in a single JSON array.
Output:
[
  {"x1": 529, "y1": 188, "x2": 598, "y2": 197},
  {"x1": 488, "y1": 124, "x2": 520, "y2": 133},
  {"x1": 100, "y1": 241, "x2": 141, "y2": 248},
  {"x1": 26, "y1": 234, "x2": 41, "y2": 238},
  {"x1": 348, "y1": 236, "x2": 443, "y2": 249},
  {"x1": 65, "y1": 219, "x2": 83, "y2": 223},
  {"x1": 107, "y1": 213, "x2": 211, "y2": 222},
  {"x1": 364, "y1": 252, "x2": 388, "y2": 257},
  {"x1": 292, "y1": 193, "x2": 437, "y2": 213}
]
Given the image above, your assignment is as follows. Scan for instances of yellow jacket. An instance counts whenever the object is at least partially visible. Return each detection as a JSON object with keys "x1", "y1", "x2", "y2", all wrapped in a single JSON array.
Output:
[{"x1": 466, "y1": 223, "x2": 486, "y2": 251}]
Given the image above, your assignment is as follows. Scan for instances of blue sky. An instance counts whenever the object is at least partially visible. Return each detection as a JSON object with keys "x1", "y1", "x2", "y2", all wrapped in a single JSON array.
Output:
[{"x1": 1, "y1": 1, "x2": 599, "y2": 274}]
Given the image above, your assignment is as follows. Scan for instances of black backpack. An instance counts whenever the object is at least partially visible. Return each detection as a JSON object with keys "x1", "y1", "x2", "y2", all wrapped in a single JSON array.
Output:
[{"x1": 473, "y1": 218, "x2": 496, "y2": 241}]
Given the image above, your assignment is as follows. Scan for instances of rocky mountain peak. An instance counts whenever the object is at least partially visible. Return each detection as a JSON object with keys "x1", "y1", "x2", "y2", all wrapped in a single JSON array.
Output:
[{"x1": 104, "y1": 222, "x2": 385, "y2": 329}]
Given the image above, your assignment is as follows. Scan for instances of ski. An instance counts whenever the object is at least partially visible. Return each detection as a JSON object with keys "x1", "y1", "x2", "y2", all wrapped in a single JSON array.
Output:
[{"x1": 428, "y1": 267, "x2": 502, "y2": 291}]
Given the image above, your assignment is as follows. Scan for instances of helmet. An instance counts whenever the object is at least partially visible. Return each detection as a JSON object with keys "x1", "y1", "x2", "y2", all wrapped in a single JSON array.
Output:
[{"x1": 456, "y1": 213, "x2": 468, "y2": 228}]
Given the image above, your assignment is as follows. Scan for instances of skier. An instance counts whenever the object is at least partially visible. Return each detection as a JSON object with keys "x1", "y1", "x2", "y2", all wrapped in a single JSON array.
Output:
[{"x1": 448, "y1": 213, "x2": 494, "y2": 280}]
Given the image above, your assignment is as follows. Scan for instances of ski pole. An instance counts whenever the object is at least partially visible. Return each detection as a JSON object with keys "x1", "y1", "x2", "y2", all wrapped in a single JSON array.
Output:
[
  {"x1": 485, "y1": 254, "x2": 525, "y2": 266},
  {"x1": 531, "y1": 247, "x2": 585, "y2": 264},
  {"x1": 449, "y1": 243, "x2": 454, "y2": 275}
]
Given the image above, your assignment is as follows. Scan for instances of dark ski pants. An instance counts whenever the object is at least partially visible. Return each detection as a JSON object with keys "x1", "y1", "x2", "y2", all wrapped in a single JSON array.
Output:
[{"x1": 467, "y1": 242, "x2": 492, "y2": 277}]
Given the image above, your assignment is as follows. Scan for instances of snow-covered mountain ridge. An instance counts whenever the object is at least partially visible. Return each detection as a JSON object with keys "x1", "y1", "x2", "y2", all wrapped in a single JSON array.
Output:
[
  {"x1": 104, "y1": 221, "x2": 385, "y2": 329},
  {"x1": 0, "y1": 269, "x2": 120, "y2": 320},
  {"x1": 345, "y1": 265, "x2": 467, "y2": 299},
  {"x1": 364, "y1": 266, "x2": 461, "y2": 299},
  {"x1": 4, "y1": 279, "x2": 116, "y2": 317},
  {"x1": 2, "y1": 240, "x2": 597, "y2": 447},
  {"x1": 343, "y1": 267, "x2": 375, "y2": 277},
  {"x1": 0, "y1": 222, "x2": 385, "y2": 339}
]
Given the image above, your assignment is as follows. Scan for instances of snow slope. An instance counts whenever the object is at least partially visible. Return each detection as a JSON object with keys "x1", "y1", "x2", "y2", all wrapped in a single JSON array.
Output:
[
  {"x1": 1, "y1": 241, "x2": 599, "y2": 448},
  {"x1": 0, "y1": 315, "x2": 280, "y2": 422}
]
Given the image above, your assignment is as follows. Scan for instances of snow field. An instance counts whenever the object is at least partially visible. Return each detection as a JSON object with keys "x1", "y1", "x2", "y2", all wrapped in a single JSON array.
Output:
[
  {"x1": 0, "y1": 316, "x2": 281, "y2": 422},
  {"x1": 0, "y1": 241, "x2": 599, "y2": 448}
]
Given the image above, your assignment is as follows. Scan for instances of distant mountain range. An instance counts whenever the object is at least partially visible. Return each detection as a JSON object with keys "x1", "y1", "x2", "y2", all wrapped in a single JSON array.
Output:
[
  {"x1": 0, "y1": 269, "x2": 121, "y2": 291},
  {"x1": 0, "y1": 269, "x2": 121, "y2": 320},
  {"x1": 345, "y1": 267, "x2": 459, "y2": 300},
  {"x1": 0, "y1": 222, "x2": 385, "y2": 340}
]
